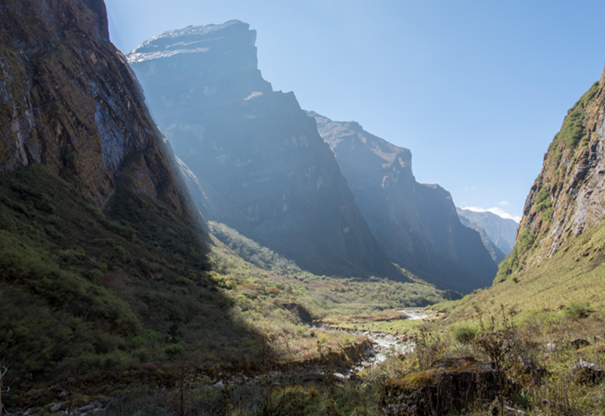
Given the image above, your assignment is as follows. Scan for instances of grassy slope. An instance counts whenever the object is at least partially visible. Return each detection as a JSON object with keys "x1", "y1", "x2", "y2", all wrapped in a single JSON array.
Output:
[
  {"x1": 434, "y1": 218, "x2": 605, "y2": 321},
  {"x1": 0, "y1": 164, "x2": 455, "y2": 408},
  {"x1": 0, "y1": 165, "x2": 261, "y2": 406}
]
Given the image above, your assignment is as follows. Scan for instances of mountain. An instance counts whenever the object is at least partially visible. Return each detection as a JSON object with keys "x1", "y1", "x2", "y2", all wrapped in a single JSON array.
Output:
[
  {"x1": 456, "y1": 208, "x2": 518, "y2": 255},
  {"x1": 0, "y1": 0, "x2": 196, "y2": 219},
  {"x1": 0, "y1": 0, "x2": 268, "y2": 405},
  {"x1": 309, "y1": 112, "x2": 498, "y2": 293},
  {"x1": 457, "y1": 215, "x2": 507, "y2": 264},
  {"x1": 128, "y1": 21, "x2": 398, "y2": 279},
  {"x1": 496, "y1": 72, "x2": 605, "y2": 281}
]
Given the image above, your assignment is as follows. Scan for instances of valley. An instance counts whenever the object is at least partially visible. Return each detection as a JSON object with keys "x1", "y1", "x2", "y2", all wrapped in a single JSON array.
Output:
[{"x1": 1, "y1": 1, "x2": 605, "y2": 415}]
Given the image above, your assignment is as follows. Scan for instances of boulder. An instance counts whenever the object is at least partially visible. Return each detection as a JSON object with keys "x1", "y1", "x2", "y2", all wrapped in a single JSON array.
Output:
[
  {"x1": 574, "y1": 360, "x2": 604, "y2": 384},
  {"x1": 382, "y1": 357, "x2": 516, "y2": 416}
]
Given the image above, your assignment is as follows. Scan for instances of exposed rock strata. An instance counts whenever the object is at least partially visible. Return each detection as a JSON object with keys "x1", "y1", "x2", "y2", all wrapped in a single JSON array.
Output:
[
  {"x1": 0, "y1": 0, "x2": 196, "y2": 219},
  {"x1": 500, "y1": 71, "x2": 605, "y2": 278}
]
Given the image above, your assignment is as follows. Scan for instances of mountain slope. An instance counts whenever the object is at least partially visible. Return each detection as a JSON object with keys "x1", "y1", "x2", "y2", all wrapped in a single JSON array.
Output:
[
  {"x1": 128, "y1": 21, "x2": 398, "y2": 279},
  {"x1": 310, "y1": 111, "x2": 497, "y2": 292},
  {"x1": 497, "y1": 72, "x2": 605, "y2": 281},
  {"x1": 0, "y1": 0, "x2": 196, "y2": 218},
  {"x1": 456, "y1": 208, "x2": 518, "y2": 255},
  {"x1": 458, "y1": 215, "x2": 506, "y2": 264},
  {"x1": 0, "y1": 0, "x2": 268, "y2": 406}
]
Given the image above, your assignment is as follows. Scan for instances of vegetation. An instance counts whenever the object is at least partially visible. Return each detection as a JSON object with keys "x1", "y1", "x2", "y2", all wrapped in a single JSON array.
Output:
[
  {"x1": 553, "y1": 81, "x2": 599, "y2": 149},
  {"x1": 495, "y1": 230, "x2": 536, "y2": 281},
  {"x1": 0, "y1": 164, "x2": 454, "y2": 410}
]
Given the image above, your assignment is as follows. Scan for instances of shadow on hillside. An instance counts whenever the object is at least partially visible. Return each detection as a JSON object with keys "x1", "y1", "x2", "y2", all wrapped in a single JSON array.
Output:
[{"x1": 0, "y1": 165, "x2": 267, "y2": 408}]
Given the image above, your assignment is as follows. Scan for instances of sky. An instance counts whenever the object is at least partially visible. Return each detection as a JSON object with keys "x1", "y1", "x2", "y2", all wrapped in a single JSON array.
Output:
[{"x1": 105, "y1": 0, "x2": 605, "y2": 222}]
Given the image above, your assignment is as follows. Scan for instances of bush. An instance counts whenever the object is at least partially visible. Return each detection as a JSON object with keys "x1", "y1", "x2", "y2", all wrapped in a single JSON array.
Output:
[
  {"x1": 564, "y1": 302, "x2": 591, "y2": 319},
  {"x1": 164, "y1": 344, "x2": 184, "y2": 360},
  {"x1": 451, "y1": 324, "x2": 478, "y2": 344}
]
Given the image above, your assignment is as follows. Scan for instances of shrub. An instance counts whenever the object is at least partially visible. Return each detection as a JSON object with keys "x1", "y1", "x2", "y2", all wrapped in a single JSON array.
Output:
[
  {"x1": 164, "y1": 344, "x2": 184, "y2": 360},
  {"x1": 564, "y1": 301, "x2": 591, "y2": 319},
  {"x1": 451, "y1": 324, "x2": 478, "y2": 344}
]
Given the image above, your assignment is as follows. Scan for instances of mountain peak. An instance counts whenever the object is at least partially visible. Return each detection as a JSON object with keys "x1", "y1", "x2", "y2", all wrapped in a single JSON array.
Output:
[{"x1": 129, "y1": 19, "x2": 256, "y2": 64}]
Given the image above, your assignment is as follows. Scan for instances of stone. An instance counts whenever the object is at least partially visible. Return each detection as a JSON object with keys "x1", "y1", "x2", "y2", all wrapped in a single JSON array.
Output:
[
  {"x1": 50, "y1": 403, "x2": 64, "y2": 413},
  {"x1": 574, "y1": 359, "x2": 604, "y2": 384},
  {"x1": 78, "y1": 404, "x2": 95, "y2": 413},
  {"x1": 545, "y1": 342, "x2": 557, "y2": 352},
  {"x1": 382, "y1": 357, "x2": 517, "y2": 415}
]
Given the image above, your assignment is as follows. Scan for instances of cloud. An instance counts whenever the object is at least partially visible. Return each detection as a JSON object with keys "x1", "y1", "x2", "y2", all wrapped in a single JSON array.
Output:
[
  {"x1": 461, "y1": 206, "x2": 521, "y2": 223},
  {"x1": 499, "y1": 201, "x2": 509, "y2": 206}
]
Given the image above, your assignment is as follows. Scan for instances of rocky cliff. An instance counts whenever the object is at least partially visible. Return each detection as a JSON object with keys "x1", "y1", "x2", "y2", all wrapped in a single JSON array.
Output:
[
  {"x1": 0, "y1": 0, "x2": 196, "y2": 219},
  {"x1": 457, "y1": 208, "x2": 518, "y2": 256},
  {"x1": 128, "y1": 21, "x2": 398, "y2": 278},
  {"x1": 497, "y1": 73, "x2": 605, "y2": 281},
  {"x1": 310, "y1": 112, "x2": 497, "y2": 292}
]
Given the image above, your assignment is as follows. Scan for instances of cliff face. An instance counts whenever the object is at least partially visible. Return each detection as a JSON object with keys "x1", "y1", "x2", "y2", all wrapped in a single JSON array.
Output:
[
  {"x1": 497, "y1": 73, "x2": 605, "y2": 281},
  {"x1": 128, "y1": 21, "x2": 397, "y2": 278},
  {"x1": 311, "y1": 112, "x2": 497, "y2": 292},
  {"x1": 0, "y1": 0, "x2": 196, "y2": 218}
]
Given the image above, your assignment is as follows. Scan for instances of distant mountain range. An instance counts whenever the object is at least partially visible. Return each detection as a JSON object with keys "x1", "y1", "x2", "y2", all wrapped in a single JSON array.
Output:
[
  {"x1": 129, "y1": 21, "x2": 498, "y2": 292},
  {"x1": 310, "y1": 112, "x2": 498, "y2": 292},
  {"x1": 128, "y1": 21, "x2": 397, "y2": 279},
  {"x1": 456, "y1": 208, "x2": 518, "y2": 256}
]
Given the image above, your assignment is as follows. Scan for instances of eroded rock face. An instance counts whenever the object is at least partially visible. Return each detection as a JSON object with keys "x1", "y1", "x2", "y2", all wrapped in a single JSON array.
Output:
[
  {"x1": 500, "y1": 73, "x2": 605, "y2": 277},
  {"x1": 383, "y1": 357, "x2": 511, "y2": 416},
  {"x1": 311, "y1": 112, "x2": 497, "y2": 292},
  {"x1": 0, "y1": 0, "x2": 195, "y2": 218},
  {"x1": 128, "y1": 21, "x2": 397, "y2": 278}
]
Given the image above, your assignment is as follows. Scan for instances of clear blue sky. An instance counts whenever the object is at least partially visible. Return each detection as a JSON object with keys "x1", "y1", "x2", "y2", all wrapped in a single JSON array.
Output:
[{"x1": 105, "y1": 0, "x2": 605, "y2": 221}]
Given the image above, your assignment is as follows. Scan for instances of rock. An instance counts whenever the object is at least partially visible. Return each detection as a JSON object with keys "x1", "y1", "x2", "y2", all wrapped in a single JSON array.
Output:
[
  {"x1": 78, "y1": 404, "x2": 95, "y2": 413},
  {"x1": 382, "y1": 357, "x2": 517, "y2": 415},
  {"x1": 332, "y1": 372, "x2": 346, "y2": 380},
  {"x1": 574, "y1": 359, "x2": 604, "y2": 384},
  {"x1": 213, "y1": 381, "x2": 224, "y2": 388},
  {"x1": 93, "y1": 402, "x2": 103, "y2": 409},
  {"x1": 545, "y1": 342, "x2": 557, "y2": 352},
  {"x1": 499, "y1": 78, "x2": 605, "y2": 278},
  {"x1": 569, "y1": 339, "x2": 591, "y2": 349},
  {"x1": 0, "y1": 0, "x2": 195, "y2": 217},
  {"x1": 91, "y1": 410, "x2": 106, "y2": 416},
  {"x1": 50, "y1": 403, "x2": 64, "y2": 413}
]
